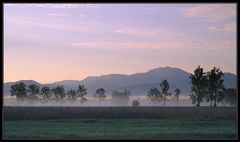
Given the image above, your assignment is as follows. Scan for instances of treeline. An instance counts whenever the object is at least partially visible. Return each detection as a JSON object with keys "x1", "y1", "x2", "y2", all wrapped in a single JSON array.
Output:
[
  {"x1": 146, "y1": 66, "x2": 237, "y2": 107},
  {"x1": 9, "y1": 83, "x2": 132, "y2": 106},
  {"x1": 189, "y1": 66, "x2": 236, "y2": 107},
  {"x1": 9, "y1": 66, "x2": 236, "y2": 107}
]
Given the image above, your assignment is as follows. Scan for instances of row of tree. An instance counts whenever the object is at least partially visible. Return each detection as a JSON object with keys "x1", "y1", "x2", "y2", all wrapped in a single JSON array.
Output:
[
  {"x1": 143, "y1": 66, "x2": 236, "y2": 107},
  {"x1": 9, "y1": 66, "x2": 236, "y2": 106},
  {"x1": 10, "y1": 83, "x2": 93, "y2": 104},
  {"x1": 10, "y1": 82, "x2": 133, "y2": 105},
  {"x1": 146, "y1": 79, "x2": 181, "y2": 106}
]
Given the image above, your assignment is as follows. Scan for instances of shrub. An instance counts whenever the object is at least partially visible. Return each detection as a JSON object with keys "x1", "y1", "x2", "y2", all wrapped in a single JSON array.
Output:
[{"x1": 132, "y1": 100, "x2": 140, "y2": 107}]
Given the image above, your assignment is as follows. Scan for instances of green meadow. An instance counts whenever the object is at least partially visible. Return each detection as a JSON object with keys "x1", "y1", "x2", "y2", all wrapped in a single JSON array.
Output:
[{"x1": 3, "y1": 119, "x2": 237, "y2": 140}]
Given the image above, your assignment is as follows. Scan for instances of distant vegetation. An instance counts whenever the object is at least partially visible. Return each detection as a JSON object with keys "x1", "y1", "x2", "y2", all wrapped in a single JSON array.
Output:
[
  {"x1": 189, "y1": 66, "x2": 227, "y2": 107},
  {"x1": 111, "y1": 89, "x2": 131, "y2": 106},
  {"x1": 9, "y1": 66, "x2": 236, "y2": 107},
  {"x1": 94, "y1": 88, "x2": 106, "y2": 105},
  {"x1": 132, "y1": 100, "x2": 140, "y2": 107},
  {"x1": 174, "y1": 88, "x2": 181, "y2": 105}
]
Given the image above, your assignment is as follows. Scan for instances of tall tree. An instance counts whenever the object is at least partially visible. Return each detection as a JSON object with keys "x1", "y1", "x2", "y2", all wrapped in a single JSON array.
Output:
[
  {"x1": 146, "y1": 87, "x2": 162, "y2": 105},
  {"x1": 52, "y1": 86, "x2": 65, "y2": 104},
  {"x1": 40, "y1": 86, "x2": 51, "y2": 104},
  {"x1": 76, "y1": 85, "x2": 88, "y2": 104},
  {"x1": 27, "y1": 84, "x2": 40, "y2": 104},
  {"x1": 10, "y1": 82, "x2": 27, "y2": 104},
  {"x1": 206, "y1": 67, "x2": 225, "y2": 107},
  {"x1": 160, "y1": 79, "x2": 170, "y2": 106},
  {"x1": 223, "y1": 88, "x2": 237, "y2": 106},
  {"x1": 189, "y1": 65, "x2": 208, "y2": 107},
  {"x1": 66, "y1": 89, "x2": 77, "y2": 104},
  {"x1": 174, "y1": 88, "x2": 181, "y2": 105},
  {"x1": 94, "y1": 88, "x2": 106, "y2": 105}
]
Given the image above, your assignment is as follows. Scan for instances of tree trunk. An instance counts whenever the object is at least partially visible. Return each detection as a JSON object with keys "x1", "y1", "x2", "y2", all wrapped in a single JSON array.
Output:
[
  {"x1": 163, "y1": 96, "x2": 166, "y2": 106},
  {"x1": 196, "y1": 101, "x2": 200, "y2": 107},
  {"x1": 210, "y1": 100, "x2": 212, "y2": 107},
  {"x1": 214, "y1": 99, "x2": 217, "y2": 107}
]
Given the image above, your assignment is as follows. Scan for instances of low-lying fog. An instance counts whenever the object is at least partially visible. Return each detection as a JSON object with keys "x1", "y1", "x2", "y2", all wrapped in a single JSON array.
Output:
[{"x1": 3, "y1": 95, "x2": 232, "y2": 107}]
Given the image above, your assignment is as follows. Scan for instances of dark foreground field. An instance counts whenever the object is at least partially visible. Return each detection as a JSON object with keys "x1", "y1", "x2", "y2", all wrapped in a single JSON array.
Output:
[
  {"x1": 3, "y1": 119, "x2": 237, "y2": 140},
  {"x1": 3, "y1": 106, "x2": 238, "y2": 140}
]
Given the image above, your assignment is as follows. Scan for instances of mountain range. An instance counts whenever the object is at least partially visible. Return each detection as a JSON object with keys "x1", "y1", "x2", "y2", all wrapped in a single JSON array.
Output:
[{"x1": 3, "y1": 66, "x2": 237, "y2": 96}]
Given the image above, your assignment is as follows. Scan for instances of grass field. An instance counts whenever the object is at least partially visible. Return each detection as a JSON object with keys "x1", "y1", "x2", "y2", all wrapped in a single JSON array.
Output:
[
  {"x1": 3, "y1": 106, "x2": 237, "y2": 120},
  {"x1": 3, "y1": 119, "x2": 237, "y2": 140}
]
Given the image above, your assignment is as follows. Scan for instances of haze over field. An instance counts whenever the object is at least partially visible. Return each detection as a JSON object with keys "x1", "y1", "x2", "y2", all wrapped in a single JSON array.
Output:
[
  {"x1": 4, "y1": 4, "x2": 236, "y2": 84},
  {"x1": 3, "y1": 95, "x2": 234, "y2": 107}
]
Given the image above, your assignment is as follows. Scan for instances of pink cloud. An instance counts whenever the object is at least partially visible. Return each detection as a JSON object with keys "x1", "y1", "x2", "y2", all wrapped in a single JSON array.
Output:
[
  {"x1": 4, "y1": 4, "x2": 100, "y2": 9},
  {"x1": 208, "y1": 23, "x2": 236, "y2": 32},
  {"x1": 70, "y1": 40, "x2": 235, "y2": 50},
  {"x1": 182, "y1": 4, "x2": 236, "y2": 22},
  {"x1": 45, "y1": 13, "x2": 71, "y2": 16},
  {"x1": 114, "y1": 26, "x2": 188, "y2": 40},
  {"x1": 4, "y1": 14, "x2": 102, "y2": 33}
]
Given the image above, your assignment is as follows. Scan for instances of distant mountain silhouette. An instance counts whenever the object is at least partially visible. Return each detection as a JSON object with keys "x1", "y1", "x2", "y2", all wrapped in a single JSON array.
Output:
[{"x1": 4, "y1": 67, "x2": 237, "y2": 96}]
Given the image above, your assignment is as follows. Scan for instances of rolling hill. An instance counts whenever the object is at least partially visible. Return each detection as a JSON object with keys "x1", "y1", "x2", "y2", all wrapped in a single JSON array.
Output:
[{"x1": 3, "y1": 67, "x2": 237, "y2": 96}]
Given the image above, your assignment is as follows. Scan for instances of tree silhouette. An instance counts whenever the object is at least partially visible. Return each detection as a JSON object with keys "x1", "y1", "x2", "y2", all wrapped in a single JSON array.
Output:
[
  {"x1": 223, "y1": 88, "x2": 237, "y2": 106},
  {"x1": 66, "y1": 89, "x2": 77, "y2": 104},
  {"x1": 76, "y1": 85, "x2": 87, "y2": 105},
  {"x1": 52, "y1": 86, "x2": 65, "y2": 104},
  {"x1": 27, "y1": 84, "x2": 40, "y2": 104},
  {"x1": 10, "y1": 82, "x2": 27, "y2": 104},
  {"x1": 174, "y1": 88, "x2": 181, "y2": 105},
  {"x1": 40, "y1": 86, "x2": 51, "y2": 104},
  {"x1": 146, "y1": 87, "x2": 162, "y2": 105},
  {"x1": 111, "y1": 89, "x2": 130, "y2": 106},
  {"x1": 132, "y1": 100, "x2": 140, "y2": 107},
  {"x1": 160, "y1": 79, "x2": 170, "y2": 106},
  {"x1": 206, "y1": 67, "x2": 225, "y2": 107},
  {"x1": 94, "y1": 88, "x2": 106, "y2": 105},
  {"x1": 189, "y1": 65, "x2": 208, "y2": 107}
]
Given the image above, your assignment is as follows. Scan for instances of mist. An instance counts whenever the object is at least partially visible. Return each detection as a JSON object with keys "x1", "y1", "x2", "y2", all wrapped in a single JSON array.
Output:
[{"x1": 3, "y1": 95, "x2": 232, "y2": 107}]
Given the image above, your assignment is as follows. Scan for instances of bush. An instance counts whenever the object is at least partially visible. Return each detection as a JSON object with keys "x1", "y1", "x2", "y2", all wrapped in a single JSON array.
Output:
[{"x1": 132, "y1": 100, "x2": 140, "y2": 107}]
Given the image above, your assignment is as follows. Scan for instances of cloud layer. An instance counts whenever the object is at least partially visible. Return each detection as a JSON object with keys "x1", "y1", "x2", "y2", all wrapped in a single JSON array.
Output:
[
  {"x1": 182, "y1": 4, "x2": 236, "y2": 22},
  {"x1": 70, "y1": 40, "x2": 235, "y2": 50}
]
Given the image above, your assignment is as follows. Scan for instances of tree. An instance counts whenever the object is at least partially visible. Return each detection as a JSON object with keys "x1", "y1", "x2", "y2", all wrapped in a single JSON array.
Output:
[
  {"x1": 223, "y1": 88, "x2": 237, "y2": 106},
  {"x1": 52, "y1": 86, "x2": 65, "y2": 104},
  {"x1": 27, "y1": 84, "x2": 40, "y2": 104},
  {"x1": 132, "y1": 100, "x2": 140, "y2": 107},
  {"x1": 146, "y1": 87, "x2": 162, "y2": 105},
  {"x1": 40, "y1": 86, "x2": 51, "y2": 104},
  {"x1": 94, "y1": 88, "x2": 106, "y2": 105},
  {"x1": 160, "y1": 79, "x2": 170, "y2": 106},
  {"x1": 174, "y1": 88, "x2": 181, "y2": 105},
  {"x1": 76, "y1": 85, "x2": 88, "y2": 104},
  {"x1": 111, "y1": 89, "x2": 131, "y2": 106},
  {"x1": 189, "y1": 65, "x2": 208, "y2": 107},
  {"x1": 206, "y1": 67, "x2": 225, "y2": 107},
  {"x1": 10, "y1": 82, "x2": 27, "y2": 104},
  {"x1": 66, "y1": 89, "x2": 77, "y2": 104}
]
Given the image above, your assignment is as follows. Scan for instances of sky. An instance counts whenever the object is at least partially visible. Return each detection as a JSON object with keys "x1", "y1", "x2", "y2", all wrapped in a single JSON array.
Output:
[{"x1": 4, "y1": 4, "x2": 237, "y2": 84}]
